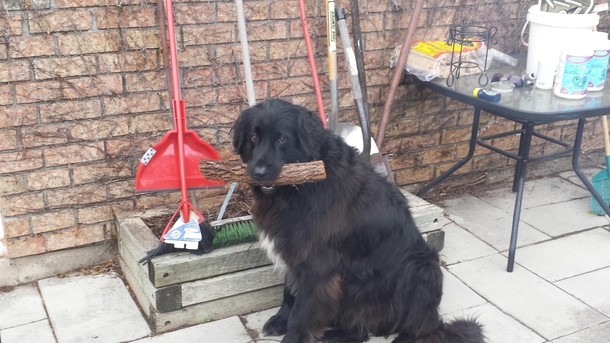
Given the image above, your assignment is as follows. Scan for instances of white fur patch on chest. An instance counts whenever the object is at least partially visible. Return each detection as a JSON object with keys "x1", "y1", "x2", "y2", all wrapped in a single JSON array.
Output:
[{"x1": 258, "y1": 232, "x2": 288, "y2": 274}]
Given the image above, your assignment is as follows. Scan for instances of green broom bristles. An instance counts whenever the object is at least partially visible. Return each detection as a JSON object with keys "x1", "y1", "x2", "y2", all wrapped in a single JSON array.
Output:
[{"x1": 212, "y1": 217, "x2": 258, "y2": 248}]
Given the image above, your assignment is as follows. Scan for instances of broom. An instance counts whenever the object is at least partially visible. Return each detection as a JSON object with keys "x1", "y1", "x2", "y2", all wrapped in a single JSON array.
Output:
[{"x1": 590, "y1": 115, "x2": 610, "y2": 215}]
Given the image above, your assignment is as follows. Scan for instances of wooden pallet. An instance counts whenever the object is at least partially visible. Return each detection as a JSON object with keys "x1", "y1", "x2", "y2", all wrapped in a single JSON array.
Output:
[{"x1": 115, "y1": 189, "x2": 445, "y2": 333}]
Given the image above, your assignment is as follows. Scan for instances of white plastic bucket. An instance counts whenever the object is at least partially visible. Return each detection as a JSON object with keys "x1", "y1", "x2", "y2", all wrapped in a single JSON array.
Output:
[{"x1": 521, "y1": 5, "x2": 598, "y2": 76}]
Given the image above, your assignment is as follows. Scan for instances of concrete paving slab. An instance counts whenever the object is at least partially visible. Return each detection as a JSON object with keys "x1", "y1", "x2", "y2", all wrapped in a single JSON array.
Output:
[
  {"x1": 130, "y1": 316, "x2": 251, "y2": 343},
  {"x1": 520, "y1": 198, "x2": 608, "y2": 237},
  {"x1": 241, "y1": 308, "x2": 283, "y2": 342},
  {"x1": 514, "y1": 228, "x2": 610, "y2": 282},
  {"x1": 555, "y1": 267, "x2": 610, "y2": 317},
  {"x1": 0, "y1": 320, "x2": 56, "y2": 343},
  {"x1": 439, "y1": 223, "x2": 497, "y2": 265},
  {"x1": 38, "y1": 273, "x2": 150, "y2": 343},
  {"x1": 443, "y1": 303, "x2": 546, "y2": 343},
  {"x1": 551, "y1": 321, "x2": 610, "y2": 343},
  {"x1": 0, "y1": 284, "x2": 47, "y2": 330},
  {"x1": 442, "y1": 195, "x2": 550, "y2": 251},
  {"x1": 448, "y1": 254, "x2": 607, "y2": 340},
  {"x1": 479, "y1": 177, "x2": 590, "y2": 212},
  {"x1": 439, "y1": 268, "x2": 487, "y2": 315},
  {"x1": 559, "y1": 168, "x2": 601, "y2": 188}
]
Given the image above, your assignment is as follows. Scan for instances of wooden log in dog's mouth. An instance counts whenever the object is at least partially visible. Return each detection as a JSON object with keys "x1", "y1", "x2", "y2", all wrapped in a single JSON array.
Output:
[{"x1": 199, "y1": 160, "x2": 326, "y2": 186}]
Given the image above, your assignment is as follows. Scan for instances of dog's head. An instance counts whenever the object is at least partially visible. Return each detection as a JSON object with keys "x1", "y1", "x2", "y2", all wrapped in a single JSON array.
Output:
[{"x1": 232, "y1": 99, "x2": 325, "y2": 192}]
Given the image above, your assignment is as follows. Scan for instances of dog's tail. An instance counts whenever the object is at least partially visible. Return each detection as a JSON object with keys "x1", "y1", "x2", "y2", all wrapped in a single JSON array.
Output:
[{"x1": 400, "y1": 317, "x2": 484, "y2": 343}]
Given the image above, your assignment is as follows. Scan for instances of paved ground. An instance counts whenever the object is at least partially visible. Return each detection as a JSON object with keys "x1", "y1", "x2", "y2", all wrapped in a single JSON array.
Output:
[{"x1": 1, "y1": 170, "x2": 610, "y2": 343}]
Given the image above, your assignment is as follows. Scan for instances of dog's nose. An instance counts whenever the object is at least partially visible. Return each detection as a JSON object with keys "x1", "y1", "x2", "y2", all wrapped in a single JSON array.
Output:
[{"x1": 253, "y1": 165, "x2": 269, "y2": 180}]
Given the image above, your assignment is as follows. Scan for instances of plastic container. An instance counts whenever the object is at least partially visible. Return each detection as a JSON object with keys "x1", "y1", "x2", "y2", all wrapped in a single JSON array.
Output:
[
  {"x1": 521, "y1": 5, "x2": 599, "y2": 76},
  {"x1": 535, "y1": 61, "x2": 555, "y2": 90},
  {"x1": 587, "y1": 31, "x2": 610, "y2": 91},
  {"x1": 473, "y1": 88, "x2": 501, "y2": 102},
  {"x1": 553, "y1": 44, "x2": 593, "y2": 100}
]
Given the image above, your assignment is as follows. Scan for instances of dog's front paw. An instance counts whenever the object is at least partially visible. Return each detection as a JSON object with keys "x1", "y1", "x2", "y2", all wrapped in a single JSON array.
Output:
[{"x1": 262, "y1": 314, "x2": 288, "y2": 336}]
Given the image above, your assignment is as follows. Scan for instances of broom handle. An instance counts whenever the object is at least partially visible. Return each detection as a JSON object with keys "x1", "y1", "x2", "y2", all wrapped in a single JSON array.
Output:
[{"x1": 602, "y1": 115, "x2": 610, "y2": 157}]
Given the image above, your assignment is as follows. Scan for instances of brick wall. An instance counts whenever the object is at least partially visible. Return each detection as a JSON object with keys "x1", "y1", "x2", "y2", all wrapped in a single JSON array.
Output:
[{"x1": 0, "y1": 0, "x2": 607, "y2": 259}]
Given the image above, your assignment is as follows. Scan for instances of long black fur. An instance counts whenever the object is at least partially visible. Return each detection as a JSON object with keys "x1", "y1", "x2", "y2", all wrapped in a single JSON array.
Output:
[{"x1": 232, "y1": 99, "x2": 485, "y2": 343}]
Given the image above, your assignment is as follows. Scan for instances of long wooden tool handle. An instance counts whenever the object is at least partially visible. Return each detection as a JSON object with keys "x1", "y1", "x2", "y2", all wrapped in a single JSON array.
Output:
[
  {"x1": 602, "y1": 115, "x2": 610, "y2": 157},
  {"x1": 200, "y1": 160, "x2": 326, "y2": 185}
]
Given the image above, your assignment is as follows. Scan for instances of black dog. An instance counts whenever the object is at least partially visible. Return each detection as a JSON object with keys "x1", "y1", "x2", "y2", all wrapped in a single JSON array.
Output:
[{"x1": 232, "y1": 99, "x2": 484, "y2": 343}]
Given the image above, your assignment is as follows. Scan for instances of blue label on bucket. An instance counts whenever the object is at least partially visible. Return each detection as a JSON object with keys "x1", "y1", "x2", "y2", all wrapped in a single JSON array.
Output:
[
  {"x1": 558, "y1": 55, "x2": 591, "y2": 95},
  {"x1": 588, "y1": 49, "x2": 610, "y2": 88}
]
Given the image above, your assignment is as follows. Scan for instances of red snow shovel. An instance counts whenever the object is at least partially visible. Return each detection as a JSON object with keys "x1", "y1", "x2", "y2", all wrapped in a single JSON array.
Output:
[{"x1": 135, "y1": 0, "x2": 224, "y2": 251}]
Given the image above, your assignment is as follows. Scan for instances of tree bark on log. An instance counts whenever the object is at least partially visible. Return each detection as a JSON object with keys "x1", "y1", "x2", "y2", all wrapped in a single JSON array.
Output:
[{"x1": 199, "y1": 160, "x2": 326, "y2": 185}]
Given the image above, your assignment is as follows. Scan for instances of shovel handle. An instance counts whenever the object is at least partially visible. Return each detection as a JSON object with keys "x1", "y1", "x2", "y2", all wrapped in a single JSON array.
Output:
[{"x1": 602, "y1": 115, "x2": 610, "y2": 157}]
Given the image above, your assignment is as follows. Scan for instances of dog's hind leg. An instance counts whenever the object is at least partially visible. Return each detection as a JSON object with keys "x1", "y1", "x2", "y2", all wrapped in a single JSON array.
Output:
[
  {"x1": 320, "y1": 328, "x2": 369, "y2": 342},
  {"x1": 263, "y1": 285, "x2": 295, "y2": 336}
]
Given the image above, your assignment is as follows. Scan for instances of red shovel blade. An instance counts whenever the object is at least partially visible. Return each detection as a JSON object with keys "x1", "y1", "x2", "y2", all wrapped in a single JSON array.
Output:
[{"x1": 135, "y1": 129, "x2": 225, "y2": 191}]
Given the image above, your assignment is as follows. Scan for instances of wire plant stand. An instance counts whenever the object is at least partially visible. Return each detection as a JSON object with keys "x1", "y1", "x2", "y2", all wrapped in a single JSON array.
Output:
[{"x1": 446, "y1": 24, "x2": 498, "y2": 87}]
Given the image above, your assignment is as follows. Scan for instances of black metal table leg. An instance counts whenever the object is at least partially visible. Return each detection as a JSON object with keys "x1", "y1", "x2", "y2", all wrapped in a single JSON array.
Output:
[
  {"x1": 418, "y1": 108, "x2": 481, "y2": 196},
  {"x1": 507, "y1": 121, "x2": 534, "y2": 272},
  {"x1": 572, "y1": 118, "x2": 610, "y2": 216},
  {"x1": 512, "y1": 123, "x2": 527, "y2": 192}
]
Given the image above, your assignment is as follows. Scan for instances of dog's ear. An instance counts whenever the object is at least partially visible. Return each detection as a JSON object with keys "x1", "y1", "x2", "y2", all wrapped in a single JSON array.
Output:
[
  {"x1": 296, "y1": 107, "x2": 325, "y2": 160},
  {"x1": 231, "y1": 109, "x2": 253, "y2": 162}
]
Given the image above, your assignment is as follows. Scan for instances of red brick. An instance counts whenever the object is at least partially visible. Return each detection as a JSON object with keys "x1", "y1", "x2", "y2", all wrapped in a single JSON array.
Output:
[
  {"x1": 31, "y1": 210, "x2": 75, "y2": 233},
  {"x1": 184, "y1": 66, "x2": 235, "y2": 87},
  {"x1": 269, "y1": 76, "x2": 315, "y2": 97},
  {"x1": 0, "y1": 45, "x2": 7, "y2": 60},
  {"x1": 384, "y1": 118, "x2": 420, "y2": 138},
  {"x1": 394, "y1": 166, "x2": 434, "y2": 185},
  {"x1": 441, "y1": 127, "x2": 473, "y2": 145},
  {"x1": 0, "y1": 150, "x2": 44, "y2": 173},
  {"x1": 0, "y1": 175, "x2": 26, "y2": 196},
  {"x1": 177, "y1": 46, "x2": 213, "y2": 67},
  {"x1": 72, "y1": 161, "x2": 131, "y2": 185},
  {"x1": 2, "y1": 217, "x2": 31, "y2": 238},
  {"x1": 359, "y1": 13, "x2": 384, "y2": 33},
  {"x1": 122, "y1": 29, "x2": 160, "y2": 50},
  {"x1": 252, "y1": 61, "x2": 288, "y2": 80},
  {"x1": 32, "y1": 56, "x2": 96, "y2": 80},
  {"x1": 15, "y1": 80, "x2": 62, "y2": 103},
  {"x1": 130, "y1": 112, "x2": 173, "y2": 133},
  {"x1": 389, "y1": 154, "x2": 416, "y2": 170},
  {"x1": 183, "y1": 24, "x2": 235, "y2": 46},
  {"x1": 124, "y1": 71, "x2": 166, "y2": 92},
  {"x1": 20, "y1": 124, "x2": 68, "y2": 148},
  {"x1": 25, "y1": 168, "x2": 71, "y2": 191},
  {"x1": 269, "y1": 40, "x2": 307, "y2": 59},
  {"x1": 288, "y1": 17, "x2": 324, "y2": 40},
  {"x1": 104, "y1": 93, "x2": 161, "y2": 115},
  {"x1": 0, "y1": 129, "x2": 17, "y2": 151},
  {"x1": 44, "y1": 142, "x2": 105, "y2": 166},
  {"x1": 1, "y1": 12, "x2": 23, "y2": 35},
  {"x1": 98, "y1": 51, "x2": 158, "y2": 73},
  {"x1": 187, "y1": 104, "x2": 242, "y2": 126},
  {"x1": 270, "y1": 1, "x2": 299, "y2": 19},
  {"x1": 77, "y1": 204, "x2": 116, "y2": 224},
  {"x1": 401, "y1": 133, "x2": 441, "y2": 151},
  {"x1": 417, "y1": 146, "x2": 455, "y2": 165},
  {"x1": 248, "y1": 21, "x2": 287, "y2": 41},
  {"x1": 8, "y1": 36, "x2": 55, "y2": 58},
  {"x1": 0, "y1": 192, "x2": 46, "y2": 216},
  {"x1": 108, "y1": 180, "x2": 135, "y2": 199},
  {"x1": 29, "y1": 9, "x2": 92, "y2": 33},
  {"x1": 46, "y1": 184, "x2": 107, "y2": 208},
  {"x1": 95, "y1": 6, "x2": 156, "y2": 29},
  {"x1": 7, "y1": 236, "x2": 46, "y2": 258},
  {"x1": 68, "y1": 117, "x2": 129, "y2": 141},
  {"x1": 214, "y1": 42, "x2": 267, "y2": 64},
  {"x1": 61, "y1": 74, "x2": 123, "y2": 99},
  {"x1": 218, "y1": 84, "x2": 247, "y2": 104},
  {"x1": 39, "y1": 100, "x2": 101, "y2": 123},
  {"x1": 175, "y1": 3, "x2": 215, "y2": 24},
  {"x1": 183, "y1": 87, "x2": 216, "y2": 107},
  {"x1": 56, "y1": 0, "x2": 118, "y2": 7},
  {"x1": 0, "y1": 84, "x2": 12, "y2": 105},
  {"x1": 45, "y1": 225, "x2": 105, "y2": 252},
  {"x1": 58, "y1": 32, "x2": 120, "y2": 55},
  {"x1": 0, "y1": 60, "x2": 30, "y2": 82},
  {"x1": 288, "y1": 58, "x2": 312, "y2": 77}
]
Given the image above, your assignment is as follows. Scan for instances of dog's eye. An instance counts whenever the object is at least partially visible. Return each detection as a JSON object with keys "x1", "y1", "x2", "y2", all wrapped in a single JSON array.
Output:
[
  {"x1": 278, "y1": 136, "x2": 286, "y2": 143},
  {"x1": 250, "y1": 134, "x2": 257, "y2": 142}
]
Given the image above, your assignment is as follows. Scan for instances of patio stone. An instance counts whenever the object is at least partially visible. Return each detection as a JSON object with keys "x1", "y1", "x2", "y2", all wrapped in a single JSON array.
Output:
[
  {"x1": 514, "y1": 228, "x2": 610, "y2": 282},
  {"x1": 443, "y1": 303, "x2": 546, "y2": 343},
  {"x1": 551, "y1": 322, "x2": 610, "y2": 343},
  {"x1": 0, "y1": 284, "x2": 47, "y2": 330},
  {"x1": 559, "y1": 168, "x2": 602, "y2": 188},
  {"x1": 519, "y1": 198, "x2": 608, "y2": 237},
  {"x1": 38, "y1": 273, "x2": 150, "y2": 343},
  {"x1": 131, "y1": 316, "x2": 252, "y2": 343},
  {"x1": 438, "y1": 222, "x2": 497, "y2": 265},
  {"x1": 478, "y1": 177, "x2": 589, "y2": 212},
  {"x1": 0, "y1": 320, "x2": 56, "y2": 343},
  {"x1": 555, "y1": 267, "x2": 610, "y2": 317},
  {"x1": 448, "y1": 254, "x2": 607, "y2": 340},
  {"x1": 439, "y1": 268, "x2": 487, "y2": 315},
  {"x1": 442, "y1": 195, "x2": 549, "y2": 251}
]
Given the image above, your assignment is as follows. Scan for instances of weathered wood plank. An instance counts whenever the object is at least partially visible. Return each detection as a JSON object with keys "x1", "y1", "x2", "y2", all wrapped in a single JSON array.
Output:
[
  {"x1": 182, "y1": 265, "x2": 284, "y2": 306},
  {"x1": 150, "y1": 242, "x2": 271, "y2": 288},
  {"x1": 118, "y1": 256, "x2": 153, "y2": 321},
  {"x1": 152, "y1": 285, "x2": 284, "y2": 333},
  {"x1": 117, "y1": 217, "x2": 158, "y2": 279}
]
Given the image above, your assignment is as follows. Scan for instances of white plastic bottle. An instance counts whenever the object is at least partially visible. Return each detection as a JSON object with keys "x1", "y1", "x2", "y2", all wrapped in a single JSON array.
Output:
[
  {"x1": 587, "y1": 31, "x2": 610, "y2": 91},
  {"x1": 554, "y1": 43, "x2": 594, "y2": 100}
]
